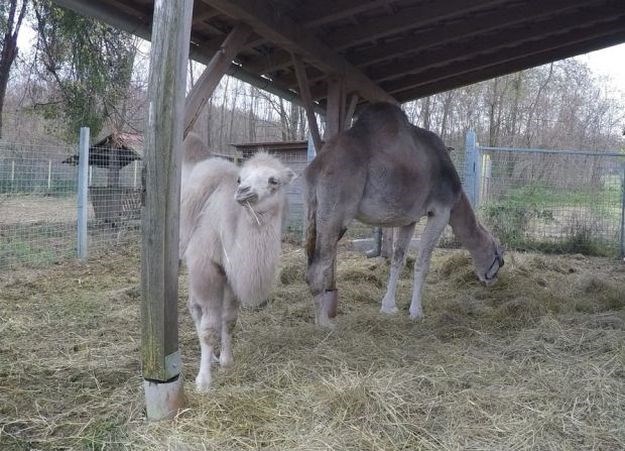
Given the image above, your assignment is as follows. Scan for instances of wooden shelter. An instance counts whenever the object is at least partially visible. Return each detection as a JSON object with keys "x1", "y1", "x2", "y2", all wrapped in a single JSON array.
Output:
[
  {"x1": 49, "y1": 0, "x2": 625, "y2": 420},
  {"x1": 63, "y1": 132, "x2": 143, "y2": 226}
]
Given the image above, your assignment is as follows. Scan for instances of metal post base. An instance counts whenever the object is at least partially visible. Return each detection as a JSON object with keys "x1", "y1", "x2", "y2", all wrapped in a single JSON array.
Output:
[{"x1": 144, "y1": 374, "x2": 186, "y2": 421}]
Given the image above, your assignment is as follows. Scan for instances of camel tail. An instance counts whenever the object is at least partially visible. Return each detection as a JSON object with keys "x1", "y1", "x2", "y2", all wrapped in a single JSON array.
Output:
[{"x1": 304, "y1": 173, "x2": 317, "y2": 266}]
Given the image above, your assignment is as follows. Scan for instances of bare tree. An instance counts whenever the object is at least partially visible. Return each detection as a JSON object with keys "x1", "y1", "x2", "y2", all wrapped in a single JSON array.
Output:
[{"x1": 0, "y1": 0, "x2": 29, "y2": 139}]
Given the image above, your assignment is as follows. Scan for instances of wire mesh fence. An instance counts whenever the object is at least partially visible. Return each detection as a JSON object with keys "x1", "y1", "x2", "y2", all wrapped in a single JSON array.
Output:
[
  {"x1": 1, "y1": 131, "x2": 623, "y2": 273},
  {"x1": 476, "y1": 146, "x2": 625, "y2": 256},
  {"x1": 0, "y1": 137, "x2": 142, "y2": 271}
]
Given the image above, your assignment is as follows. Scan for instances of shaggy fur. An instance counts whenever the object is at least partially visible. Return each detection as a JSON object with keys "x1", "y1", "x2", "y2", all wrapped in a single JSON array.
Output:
[{"x1": 180, "y1": 133, "x2": 295, "y2": 391}]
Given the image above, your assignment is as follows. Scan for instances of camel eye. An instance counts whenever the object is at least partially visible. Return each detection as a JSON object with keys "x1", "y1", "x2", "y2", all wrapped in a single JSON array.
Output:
[
  {"x1": 236, "y1": 177, "x2": 241, "y2": 184},
  {"x1": 268, "y1": 176, "x2": 279, "y2": 186}
]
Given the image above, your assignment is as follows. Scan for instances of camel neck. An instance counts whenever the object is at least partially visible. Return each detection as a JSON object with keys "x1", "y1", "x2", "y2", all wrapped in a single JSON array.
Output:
[{"x1": 449, "y1": 190, "x2": 486, "y2": 250}]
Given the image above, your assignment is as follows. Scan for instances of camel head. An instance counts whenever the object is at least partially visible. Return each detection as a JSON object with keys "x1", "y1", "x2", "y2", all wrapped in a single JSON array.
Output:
[
  {"x1": 234, "y1": 153, "x2": 296, "y2": 210},
  {"x1": 471, "y1": 231, "x2": 505, "y2": 286}
]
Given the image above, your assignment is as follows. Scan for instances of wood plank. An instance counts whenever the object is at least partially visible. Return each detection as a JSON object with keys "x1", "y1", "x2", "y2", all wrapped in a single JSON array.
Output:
[
  {"x1": 141, "y1": 0, "x2": 193, "y2": 384},
  {"x1": 344, "y1": 93, "x2": 358, "y2": 128},
  {"x1": 382, "y1": 16, "x2": 625, "y2": 95},
  {"x1": 292, "y1": 53, "x2": 323, "y2": 152},
  {"x1": 325, "y1": 77, "x2": 343, "y2": 139},
  {"x1": 393, "y1": 28, "x2": 625, "y2": 102},
  {"x1": 202, "y1": 0, "x2": 397, "y2": 104},
  {"x1": 325, "y1": 0, "x2": 509, "y2": 51},
  {"x1": 184, "y1": 23, "x2": 253, "y2": 136},
  {"x1": 366, "y1": 4, "x2": 622, "y2": 83},
  {"x1": 347, "y1": 0, "x2": 601, "y2": 68},
  {"x1": 297, "y1": 0, "x2": 392, "y2": 28}
]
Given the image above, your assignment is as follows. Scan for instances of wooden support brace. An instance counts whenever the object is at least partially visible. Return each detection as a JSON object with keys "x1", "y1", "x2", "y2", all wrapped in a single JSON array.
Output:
[
  {"x1": 344, "y1": 93, "x2": 359, "y2": 129},
  {"x1": 292, "y1": 54, "x2": 322, "y2": 152},
  {"x1": 325, "y1": 77, "x2": 343, "y2": 140},
  {"x1": 141, "y1": 0, "x2": 193, "y2": 421},
  {"x1": 184, "y1": 23, "x2": 253, "y2": 137}
]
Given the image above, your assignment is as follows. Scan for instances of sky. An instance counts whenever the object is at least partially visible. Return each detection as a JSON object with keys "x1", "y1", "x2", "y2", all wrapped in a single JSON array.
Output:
[{"x1": 576, "y1": 42, "x2": 625, "y2": 96}]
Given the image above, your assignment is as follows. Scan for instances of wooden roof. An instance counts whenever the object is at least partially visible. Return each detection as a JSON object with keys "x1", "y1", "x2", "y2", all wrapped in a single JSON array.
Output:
[{"x1": 52, "y1": 0, "x2": 625, "y2": 111}]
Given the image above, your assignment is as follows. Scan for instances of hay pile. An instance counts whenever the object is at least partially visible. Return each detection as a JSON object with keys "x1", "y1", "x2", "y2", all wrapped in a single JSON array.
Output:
[{"x1": 1, "y1": 244, "x2": 625, "y2": 449}]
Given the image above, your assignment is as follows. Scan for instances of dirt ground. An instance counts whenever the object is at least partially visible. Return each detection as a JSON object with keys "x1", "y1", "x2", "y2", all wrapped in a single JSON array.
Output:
[
  {"x1": 0, "y1": 195, "x2": 94, "y2": 225},
  {"x1": 1, "y1": 244, "x2": 625, "y2": 450}
]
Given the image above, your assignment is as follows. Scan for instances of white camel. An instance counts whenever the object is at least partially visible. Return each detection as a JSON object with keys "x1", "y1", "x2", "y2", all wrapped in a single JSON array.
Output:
[{"x1": 180, "y1": 133, "x2": 296, "y2": 391}]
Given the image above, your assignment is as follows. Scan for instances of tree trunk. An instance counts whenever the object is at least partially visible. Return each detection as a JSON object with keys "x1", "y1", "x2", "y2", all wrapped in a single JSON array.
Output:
[{"x1": 0, "y1": 0, "x2": 28, "y2": 139}]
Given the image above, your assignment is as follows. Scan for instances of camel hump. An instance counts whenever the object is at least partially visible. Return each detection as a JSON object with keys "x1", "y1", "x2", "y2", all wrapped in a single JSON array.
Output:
[{"x1": 183, "y1": 132, "x2": 212, "y2": 166}]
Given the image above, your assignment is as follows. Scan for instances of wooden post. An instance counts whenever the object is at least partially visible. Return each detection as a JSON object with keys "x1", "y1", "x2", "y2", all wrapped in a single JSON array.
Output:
[
  {"x1": 292, "y1": 53, "x2": 322, "y2": 153},
  {"x1": 184, "y1": 23, "x2": 252, "y2": 137},
  {"x1": 464, "y1": 130, "x2": 478, "y2": 207},
  {"x1": 133, "y1": 160, "x2": 139, "y2": 188},
  {"x1": 77, "y1": 127, "x2": 90, "y2": 262},
  {"x1": 325, "y1": 77, "x2": 343, "y2": 140},
  {"x1": 141, "y1": 0, "x2": 193, "y2": 422},
  {"x1": 47, "y1": 160, "x2": 52, "y2": 191}
]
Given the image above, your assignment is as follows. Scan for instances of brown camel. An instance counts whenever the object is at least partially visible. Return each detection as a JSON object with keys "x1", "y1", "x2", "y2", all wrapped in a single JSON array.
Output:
[{"x1": 304, "y1": 102, "x2": 504, "y2": 327}]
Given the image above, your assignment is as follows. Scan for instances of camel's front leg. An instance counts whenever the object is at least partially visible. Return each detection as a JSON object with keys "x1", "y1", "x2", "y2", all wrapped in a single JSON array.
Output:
[
  {"x1": 219, "y1": 285, "x2": 238, "y2": 368},
  {"x1": 380, "y1": 224, "x2": 416, "y2": 314},
  {"x1": 409, "y1": 210, "x2": 450, "y2": 320},
  {"x1": 189, "y1": 263, "x2": 224, "y2": 392}
]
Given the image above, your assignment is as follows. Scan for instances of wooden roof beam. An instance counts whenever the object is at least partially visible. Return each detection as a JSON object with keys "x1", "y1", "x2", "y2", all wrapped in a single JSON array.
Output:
[
  {"x1": 394, "y1": 29, "x2": 625, "y2": 102},
  {"x1": 296, "y1": 0, "x2": 394, "y2": 28},
  {"x1": 368, "y1": 5, "x2": 623, "y2": 83},
  {"x1": 389, "y1": 26, "x2": 625, "y2": 101},
  {"x1": 292, "y1": 53, "x2": 323, "y2": 152},
  {"x1": 326, "y1": 0, "x2": 510, "y2": 51},
  {"x1": 245, "y1": 0, "x2": 524, "y2": 75},
  {"x1": 347, "y1": 0, "x2": 603, "y2": 68},
  {"x1": 202, "y1": 0, "x2": 397, "y2": 104}
]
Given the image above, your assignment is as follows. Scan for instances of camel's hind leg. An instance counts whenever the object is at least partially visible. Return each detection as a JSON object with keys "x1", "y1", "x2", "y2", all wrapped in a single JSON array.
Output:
[
  {"x1": 307, "y1": 217, "x2": 345, "y2": 327},
  {"x1": 380, "y1": 223, "x2": 416, "y2": 314},
  {"x1": 219, "y1": 285, "x2": 239, "y2": 368},
  {"x1": 409, "y1": 208, "x2": 450, "y2": 320},
  {"x1": 188, "y1": 262, "x2": 225, "y2": 392}
]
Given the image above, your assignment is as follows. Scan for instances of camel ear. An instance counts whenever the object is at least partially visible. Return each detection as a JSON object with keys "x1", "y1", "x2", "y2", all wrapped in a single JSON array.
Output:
[{"x1": 283, "y1": 168, "x2": 297, "y2": 184}]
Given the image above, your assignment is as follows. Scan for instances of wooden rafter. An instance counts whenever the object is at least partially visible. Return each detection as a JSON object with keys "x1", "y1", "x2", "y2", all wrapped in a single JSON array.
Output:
[
  {"x1": 325, "y1": 0, "x2": 509, "y2": 51},
  {"x1": 391, "y1": 26, "x2": 625, "y2": 101},
  {"x1": 297, "y1": 0, "x2": 393, "y2": 28},
  {"x1": 347, "y1": 0, "x2": 601, "y2": 68},
  {"x1": 184, "y1": 24, "x2": 253, "y2": 137},
  {"x1": 201, "y1": 0, "x2": 397, "y2": 104},
  {"x1": 292, "y1": 54, "x2": 323, "y2": 152},
  {"x1": 367, "y1": 5, "x2": 623, "y2": 83}
]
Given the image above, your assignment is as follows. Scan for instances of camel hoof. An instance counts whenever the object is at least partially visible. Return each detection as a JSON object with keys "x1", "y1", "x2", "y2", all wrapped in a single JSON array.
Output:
[
  {"x1": 316, "y1": 316, "x2": 336, "y2": 329},
  {"x1": 195, "y1": 375, "x2": 212, "y2": 392},
  {"x1": 380, "y1": 305, "x2": 398, "y2": 314},
  {"x1": 219, "y1": 354, "x2": 234, "y2": 368},
  {"x1": 409, "y1": 311, "x2": 423, "y2": 321}
]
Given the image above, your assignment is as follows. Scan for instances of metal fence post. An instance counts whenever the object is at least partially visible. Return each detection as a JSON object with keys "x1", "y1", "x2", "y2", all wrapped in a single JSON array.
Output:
[
  {"x1": 77, "y1": 127, "x2": 90, "y2": 261},
  {"x1": 620, "y1": 162, "x2": 625, "y2": 259},
  {"x1": 464, "y1": 130, "x2": 478, "y2": 207}
]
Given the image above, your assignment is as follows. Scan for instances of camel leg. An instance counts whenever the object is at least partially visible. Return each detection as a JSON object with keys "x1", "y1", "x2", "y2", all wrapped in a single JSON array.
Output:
[
  {"x1": 307, "y1": 220, "x2": 343, "y2": 328},
  {"x1": 409, "y1": 209, "x2": 450, "y2": 320},
  {"x1": 380, "y1": 223, "x2": 416, "y2": 314},
  {"x1": 188, "y1": 263, "x2": 224, "y2": 392},
  {"x1": 220, "y1": 285, "x2": 238, "y2": 368}
]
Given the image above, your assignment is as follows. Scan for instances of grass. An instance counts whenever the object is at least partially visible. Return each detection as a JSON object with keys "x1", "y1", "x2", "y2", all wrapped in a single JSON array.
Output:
[{"x1": 1, "y1": 243, "x2": 625, "y2": 449}]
